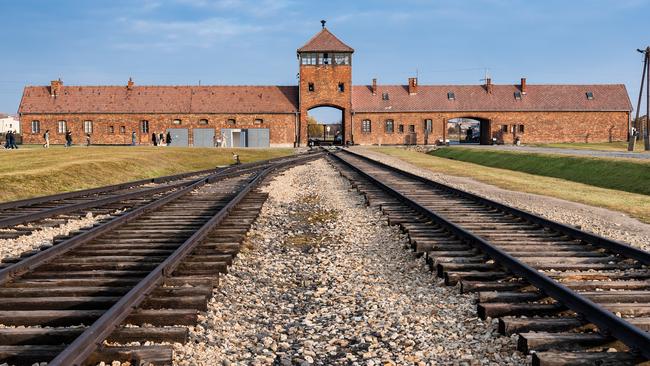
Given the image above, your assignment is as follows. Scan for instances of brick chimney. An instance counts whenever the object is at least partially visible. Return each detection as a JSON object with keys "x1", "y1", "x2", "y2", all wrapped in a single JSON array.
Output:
[
  {"x1": 127, "y1": 77, "x2": 134, "y2": 90},
  {"x1": 408, "y1": 77, "x2": 418, "y2": 95},
  {"x1": 520, "y1": 77, "x2": 527, "y2": 94},
  {"x1": 485, "y1": 78, "x2": 493, "y2": 94},
  {"x1": 50, "y1": 78, "x2": 63, "y2": 97},
  {"x1": 372, "y1": 78, "x2": 377, "y2": 95}
]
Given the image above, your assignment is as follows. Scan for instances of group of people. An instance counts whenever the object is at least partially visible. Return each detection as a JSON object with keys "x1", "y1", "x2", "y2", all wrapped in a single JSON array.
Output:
[
  {"x1": 152, "y1": 132, "x2": 172, "y2": 146},
  {"x1": 3, "y1": 130, "x2": 19, "y2": 149}
]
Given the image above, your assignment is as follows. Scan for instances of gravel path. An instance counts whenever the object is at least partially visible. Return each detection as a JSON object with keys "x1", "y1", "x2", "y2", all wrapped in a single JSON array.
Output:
[
  {"x1": 445, "y1": 144, "x2": 650, "y2": 160},
  {"x1": 174, "y1": 159, "x2": 525, "y2": 366},
  {"x1": 351, "y1": 147, "x2": 650, "y2": 251}
]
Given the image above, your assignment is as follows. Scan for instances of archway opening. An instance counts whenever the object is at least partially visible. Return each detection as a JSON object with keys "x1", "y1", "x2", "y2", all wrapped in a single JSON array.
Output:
[
  {"x1": 307, "y1": 106, "x2": 344, "y2": 145},
  {"x1": 447, "y1": 117, "x2": 489, "y2": 145}
]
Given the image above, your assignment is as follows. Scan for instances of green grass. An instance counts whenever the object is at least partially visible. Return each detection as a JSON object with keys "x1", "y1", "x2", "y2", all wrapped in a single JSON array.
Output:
[
  {"x1": 530, "y1": 141, "x2": 650, "y2": 152},
  {"x1": 368, "y1": 147, "x2": 650, "y2": 223},
  {"x1": 0, "y1": 146, "x2": 294, "y2": 202},
  {"x1": 431, "y1": 147, "x2": 650, "y2": 196}
]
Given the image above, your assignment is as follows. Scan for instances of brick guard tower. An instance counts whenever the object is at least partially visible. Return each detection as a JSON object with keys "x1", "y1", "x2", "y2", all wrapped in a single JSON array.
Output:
[{"x1": 297, "y1": 22, "x2": 354, "y2": 145}]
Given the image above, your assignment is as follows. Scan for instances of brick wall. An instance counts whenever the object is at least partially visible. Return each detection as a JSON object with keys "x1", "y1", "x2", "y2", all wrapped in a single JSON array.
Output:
[
  {"x1": 20, "y1": 113, "x2": 297, "y2": 146},
  {"x1": 351, "y1": 111, "x2": 629, "y2": 145}
]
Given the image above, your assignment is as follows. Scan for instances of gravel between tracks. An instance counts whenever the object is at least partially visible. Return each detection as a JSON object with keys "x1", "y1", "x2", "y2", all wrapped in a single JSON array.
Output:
[
  {"x1": 350, "y1": 147, "x2": 650, "y2": 251},
  {"x1": 174, "y1": 159, "x2": 525, "y2": 366}
]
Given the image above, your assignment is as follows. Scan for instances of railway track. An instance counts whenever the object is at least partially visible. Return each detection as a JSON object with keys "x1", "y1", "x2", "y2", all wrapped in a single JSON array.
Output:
[
  {"x1": 329, "y1": 148, "x2": 650, "y2": 366},
  {"x1": 0, "y1": 152, "x2": 321, "y2": 365}
]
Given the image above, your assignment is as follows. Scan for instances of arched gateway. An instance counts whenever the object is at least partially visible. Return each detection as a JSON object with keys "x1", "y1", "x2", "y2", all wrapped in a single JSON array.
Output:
[{"x1": 297, "y1": 24, "x2": 353, "y2": 146}]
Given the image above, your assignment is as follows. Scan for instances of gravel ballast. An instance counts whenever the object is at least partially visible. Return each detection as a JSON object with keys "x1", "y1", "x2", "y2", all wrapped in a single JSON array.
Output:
[
  {"x1": 174, "y1": 159, "x2": 525, "y2": 366},
  {"x1": 351, "y1": 147, "x2": 650, "y2": 250}
]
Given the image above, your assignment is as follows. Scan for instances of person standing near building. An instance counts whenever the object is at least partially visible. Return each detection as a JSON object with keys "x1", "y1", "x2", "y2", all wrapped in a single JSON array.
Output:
[
  {"x1": 86, "y1": 133, "x2": 91, "y2": 146},
  {"x1": 65, "y1": 130, "x2": 72, "y2": 147},
  {"x1": 131, "y1": 131, "x2": 137, "y2": 146},
  {"x1": 166, "y1": 131, "x2": 172, "y2": 146},
  {"x1": 159, "y1": 132, "x2": 165, "y2": 146},
  {"x1": 151, "y1": 132, "x2": 157, "y2": 146},
  {"x1": 8, "y1": 130, "x2": 18, "y2": 149},
  {"x1": 43, "y1": 130, "x2": 50, "y2": 148},
  {"x1": 4, "y1": 130, "x2": 12, "y2": 149}
]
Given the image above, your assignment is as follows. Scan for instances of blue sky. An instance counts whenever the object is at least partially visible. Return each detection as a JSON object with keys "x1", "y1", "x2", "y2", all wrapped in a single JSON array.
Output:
[{"x1": 0, "y1": 0, "x2": 648, "y2": 118}]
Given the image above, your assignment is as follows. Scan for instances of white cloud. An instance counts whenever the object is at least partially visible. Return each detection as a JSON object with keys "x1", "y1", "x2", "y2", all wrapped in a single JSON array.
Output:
[{"x1": 172, "y1": 0, "x2": 293, "y2": 17}]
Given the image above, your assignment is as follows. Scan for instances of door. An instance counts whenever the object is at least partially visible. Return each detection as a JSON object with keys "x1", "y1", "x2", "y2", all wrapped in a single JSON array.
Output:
[
  {"x1": 232, "y1": 131, "x2": 242, "y2": 147},
  {"x1": 247, "y1": 128, "x2": 270, "y2": 147},
  {"x1": 193, "y1": 128, "x2": 215, "y2": 147},
  {"x1": 166, "y1": 128, "x2": 188, "y2": 147}
]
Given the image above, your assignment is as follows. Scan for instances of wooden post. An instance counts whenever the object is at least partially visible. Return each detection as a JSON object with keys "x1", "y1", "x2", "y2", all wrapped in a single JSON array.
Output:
[
  {"x1": 645, "y1": 47, "x2": 650, "y2": 151},
  {"x1": 629, "y1": 48, "x2": 648, "y2": 151}
]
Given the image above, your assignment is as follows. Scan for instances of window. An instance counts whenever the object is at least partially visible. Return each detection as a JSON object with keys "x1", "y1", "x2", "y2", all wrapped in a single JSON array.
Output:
[
  {"x1": 447, "y1": 92, "x2": 455, "y2": 100},
  {"x1": 227, "y1": 118, "x2": 236, "y2": 125},
  {"x1": 172, "y1": 119, "x2": 182, "y2": 125},
  {"x1": 408, "y1": 124, "x2": 415, "y2": 133},
  {"x1": 84, "y1": 120, "x2": 93, "y2": 134},
  {"x1": 501, "y1": 125, "x2": 508, "y2": 133},
  {"x1": 334, "y1": 53, "x2": 350, "y2": 65},
  {"x1": 586, "y1": 91, "x2": 594, "y2": 100},
  {"x1": 382, "y1": 92, "x2": 389, "y2": 101},
  {"x1": 120, "y1": 126, "x2": 126, "y2": 134},
  {"x1": 254, "y1": 118, "x2": 263, "y2": 125},
  {"x1": 424, "y1": 119, "x2": 433, "y2": 133},
  {"x1": 338, "y1": 82, "x2": 345, "y2": 92},
  {"x1": 518, "y1": 124, "x2": 525, "y2": 133},
  {"x1": 514, "y1": 91, "x2": 522, "y2": 100},
  {"x1": 361, "y1": 119, "x2": 372, "y2": 133},
  {"x1": 198, "y1": 119, "x2": 209, "y2": 125},
  {"x1": 301, "y1": 53, "x2": 317, "y2": 65},
  {"x1": 108, "y1": 125, "x2": 115, "y2": 134},
  {"x1": 308, "y1": 82, "x2": 315, "y2": 92},
  {"x1": 398, "y1": 124, "x2": 404, "y2": 133},
  {"x1": 31, "y1": 120, "x2": 40, "y2": 133},
  {"x1": 319, "y1": 53, "x2": 331, "y2": 65},
  {"x1": 140, "y1": 120, "x2": 149, "y2": 133},
  {"x1": 385, "y1": 119, "x2": 394, "y2": 133},
  {"x1": 57, "y1": 120, "x2": 66, "y2": 134}
]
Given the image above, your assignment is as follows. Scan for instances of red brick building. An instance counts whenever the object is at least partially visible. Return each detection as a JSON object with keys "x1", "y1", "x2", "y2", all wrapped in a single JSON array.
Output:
[{"x1": 19, "y1": 26, "x2": 632, "y2": 147}]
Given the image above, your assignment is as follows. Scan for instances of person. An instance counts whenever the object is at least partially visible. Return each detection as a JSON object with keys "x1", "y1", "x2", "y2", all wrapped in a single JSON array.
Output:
[
  {"x1": 4, "y1": 130, "x2": 12, "y2": 149},
  {"x1": 152, "y1": 132, "x2": 157, "y2": 146},
  {"x1": 159, "y1": 132, "x2": 165, "y2": 146},
  {"x1": 466, "y1": 127, "x2": 473, "y2": 142},
  {"x1": 65, "y1": 130, "x2": 72, "y2": 147},
  {"x1": 86, "y1": 133, "x2": 91, "y2": 146},
  {"x1": 131, "y1": 131, "x2": 137, "y2": 146},
  {"x1": 10, "y1": 130, "x2": 18, "y2": 149},
  {"x1": 334, "y1": 131, "x2": 342, "y2": 145},
  {"x1": 214, "y1": 134, "x2": 222, "y2": 147},
  {"x1": 43, "y1": 130, "x2": 50, "y2": 148},
  {"x1": 166, "y1": 131, "x2": 172, "y2": 145}
]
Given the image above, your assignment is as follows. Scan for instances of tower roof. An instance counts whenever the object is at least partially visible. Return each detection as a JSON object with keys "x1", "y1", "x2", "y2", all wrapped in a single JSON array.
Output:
[{"x1": 297, "y1": 28, "x2": 354, "y2": 53}]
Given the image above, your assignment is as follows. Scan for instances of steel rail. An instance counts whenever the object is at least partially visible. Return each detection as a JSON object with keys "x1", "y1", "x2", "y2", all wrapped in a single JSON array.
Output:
[
  {"x1": 338, "y1": 148, "x2": 650, "y2": 265},
  {"x1": 0, "y1": 167, "x2": 220, "y2": 211},
  {"x1": 330, "y1": 149, "x2": 650, "y2": 360},
  {"x1": 48, "y1": 153, "x2": 322, "y2": 366}
]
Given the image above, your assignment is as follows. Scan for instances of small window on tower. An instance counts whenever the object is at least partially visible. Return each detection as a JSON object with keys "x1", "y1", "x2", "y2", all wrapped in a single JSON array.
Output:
[
  {"x1": 382, "y1": 92, "x2": 389, "y2": 101},
  {"x1": 586, "y1": 91, "x2": 594, "y2": 100},
  {"x1": 447, "y1": 92, "x2": 455, "y2": 100},
  {"x1": 308, "y1": 82, "x2": 314, "y2": 92},
  {"x1": 338, "y1": 82, "x2": 345, "y2": 92},
  {"x1": 514, "y1": 91, "x2": 522, "y2": 100}
]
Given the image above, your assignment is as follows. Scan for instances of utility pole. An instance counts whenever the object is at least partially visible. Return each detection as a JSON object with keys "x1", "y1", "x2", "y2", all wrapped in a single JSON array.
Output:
[{"x1": 629, "y1": 47, "x2": 650, "y2": 151}]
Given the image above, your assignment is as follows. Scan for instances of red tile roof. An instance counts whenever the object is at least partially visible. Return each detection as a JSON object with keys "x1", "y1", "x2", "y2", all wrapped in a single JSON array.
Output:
[
  {"x1": 19, "y1": 85, "x2": 299, "y2": 114},
  {"x1": 297, "y1": 28, "x2": 354, "y2": 53},
  {"x1": 352, "y1": 84, "x2": 632, "y2": 112}
]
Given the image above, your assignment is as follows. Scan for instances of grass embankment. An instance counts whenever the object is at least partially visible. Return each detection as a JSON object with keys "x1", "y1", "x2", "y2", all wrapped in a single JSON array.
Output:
[
  {"x1": 0, "y1": 146, "x2": 293, "y2": 202},
  {"x1": 530, "y1": 141, "x2": 649, "y2": 152},
  {"x1": 369, "y1": 147, "x2": 650, "y2": 223}
]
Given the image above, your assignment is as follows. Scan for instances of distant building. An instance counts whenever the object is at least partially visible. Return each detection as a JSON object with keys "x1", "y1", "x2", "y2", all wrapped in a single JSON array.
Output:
[
  {"x1": 18, "y1": 25, "x2": 631, "y2": 146},
  {"x1": 0, "y1": 114, "x2": 19, "y2": 134}
]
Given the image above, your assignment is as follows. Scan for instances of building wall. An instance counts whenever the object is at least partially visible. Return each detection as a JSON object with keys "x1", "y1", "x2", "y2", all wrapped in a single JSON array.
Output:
[
  {"x1": 0, "y1": 117, "x2": 20, "y2": 133},
  {"x1": 351, "y1": 111, "x2": 630, "y2": 145},
  {"x1": 299, "y1": 63, "x2": 352, "y2": 145},
  {"x1": 20, "y1": 113, "x2": 297, "y2": 146}
]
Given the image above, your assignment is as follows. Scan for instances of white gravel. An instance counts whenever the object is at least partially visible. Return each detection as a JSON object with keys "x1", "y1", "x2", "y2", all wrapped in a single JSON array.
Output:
[
  {"x1": 174, "y1": 159, "x2": 525, "y2": 366},
  {"x1": 350, "y1": 146, "x2": 650, "y2": 251},
  {"x1": 0, "y1": 212, "x2": 110, "y2": 262}
]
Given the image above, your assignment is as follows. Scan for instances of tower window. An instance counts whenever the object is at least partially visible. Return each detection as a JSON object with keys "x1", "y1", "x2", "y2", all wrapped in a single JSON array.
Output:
[
  {"x1": 308, "y1": 82, "x2": 314, "y2": 92},
  {"x1": 382, "y1": 92, "x2": 389, "y2": 100},
  {"x1": 319, "y1": 53, "x2": 331, "y2": 65},
  {"x1": 385, "y1": 120, "x2": 394, "y2": 133},
  {"x1": 301, "y1": 53, "x2": 317, "y2": 65},
  {"x1": 334, "y1": 53, "x2": 350, "y2": 65},
  {"x1": 586, "y1": 91, "x2": 594, "y2": 100},
  {"x1": 447, "y1": 92, "x2": 455, "y2": 100},
  {"x1": 338, "y1": 82, "x2": 345, "y2": 92},
  {"x1": 361, "y1": 119, "x2": 371, "y2": 133}
]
